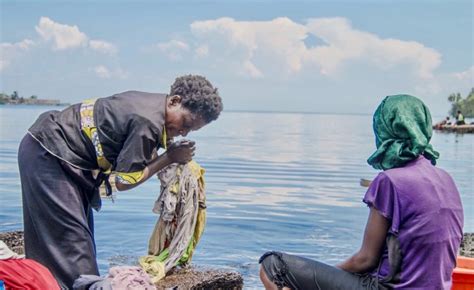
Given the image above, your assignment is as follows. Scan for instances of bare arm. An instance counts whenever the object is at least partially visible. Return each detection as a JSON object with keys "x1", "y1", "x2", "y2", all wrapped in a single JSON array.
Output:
[
  {"x1": 115, "y1": 140, "x2": 195, "y2": 191},
  {"x1": 337, "y1": 207, "x2": 389, "y2": 273},
  {"x1": 115, "y1": 153, "x2": 172, "y2": 191}
]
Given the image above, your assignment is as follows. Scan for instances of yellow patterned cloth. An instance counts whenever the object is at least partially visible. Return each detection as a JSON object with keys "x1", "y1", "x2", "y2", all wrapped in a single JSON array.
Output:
[
  {"x1": 140, "y1": 161, "x2": 206, "y2": 283},
  {"x1": 139, "y1": 254, "x2": 167, "y2": 283},
  {"x1": 80, "y1": 99, "x2": 168, "y2": 185},
  {"x1": 115, "y1": 171, "x2": 145, "y2": 185},
  {"x1": 80, "y1": 99, "x2": 112, "y2": 173}
]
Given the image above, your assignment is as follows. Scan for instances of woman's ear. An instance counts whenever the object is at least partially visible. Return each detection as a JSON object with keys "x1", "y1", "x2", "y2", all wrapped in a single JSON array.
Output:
[{"x1": 169, "y1": 95, "x2": 182, "y2": 106}]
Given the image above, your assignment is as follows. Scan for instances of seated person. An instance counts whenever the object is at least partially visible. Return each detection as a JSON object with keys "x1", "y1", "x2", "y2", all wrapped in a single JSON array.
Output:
[
  {"x1": 434, "y1": 116, "x2": 451, "y2": 129},
  {"x1": 259, "y1": 94, "x2": 464, "y2": 290},
  {"x1": 455, "y1": 110, "x2": 466, "y2": 125}
]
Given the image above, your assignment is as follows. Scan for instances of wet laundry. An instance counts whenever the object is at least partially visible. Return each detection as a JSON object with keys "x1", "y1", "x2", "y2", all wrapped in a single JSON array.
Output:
[
  {"x1": 73, "y1": 266, "x2": 154, "y2": 290},
  {"x1": 140, "y1": 160, "x2": 207, "y2": 283},
  {"x1": 73, "y1": 274, "x2": 112, "y2": 290}
]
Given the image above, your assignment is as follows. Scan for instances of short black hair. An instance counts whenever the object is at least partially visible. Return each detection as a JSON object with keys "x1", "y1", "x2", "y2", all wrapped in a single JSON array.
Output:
[{"x1": 170, "y1": 75, "x2": 223, "y2": 123}]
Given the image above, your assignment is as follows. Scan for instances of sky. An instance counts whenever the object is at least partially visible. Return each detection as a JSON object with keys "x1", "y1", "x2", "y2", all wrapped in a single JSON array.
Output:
[{"x1": 1, "y1": 0, "x2": 473, "y2": 115}]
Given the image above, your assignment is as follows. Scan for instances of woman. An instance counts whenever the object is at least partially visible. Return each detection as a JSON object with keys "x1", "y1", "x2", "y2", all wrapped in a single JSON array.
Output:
[
  {"x1": 259, "y1": 95, "x2": 463, "y2": 289},
  {"x1": 18, "y1": 74, "x2": 223, "y2": 288}
]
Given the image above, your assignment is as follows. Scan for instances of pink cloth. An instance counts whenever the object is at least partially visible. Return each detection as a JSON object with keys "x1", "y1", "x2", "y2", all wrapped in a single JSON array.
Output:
[{"x1": 108, "y1": 266, "x2": 154, "y2": 289}]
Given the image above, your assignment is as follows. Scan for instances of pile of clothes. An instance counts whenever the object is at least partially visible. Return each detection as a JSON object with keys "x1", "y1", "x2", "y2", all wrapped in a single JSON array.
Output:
[
  {"x1": 0, "y1": 241, "x2": 60, "y2": 289},
  {"x1": 75, "y1": 160, "x2": 207, "y2": 288},
  {"x1": 140, "y1": 160, "x2": 207, "y2": 283},
  {"x1": 73, "y1": 266, "x2": 155, "y2": 290}
]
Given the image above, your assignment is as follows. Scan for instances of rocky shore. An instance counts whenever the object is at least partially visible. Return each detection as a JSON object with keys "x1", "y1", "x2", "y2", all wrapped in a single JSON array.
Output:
[
  {"x1": 460, "y1": 232, "x2": 474, "y2": 258},
  {"x1": 2, "y1": 230, "x2": 473, "y2": 289},
  {"x1": 0, "y1": 230, "x2": 243, "y2": 289},
  {"x1": 0, "y1": 230, "x2": 24, "y2": 255}
]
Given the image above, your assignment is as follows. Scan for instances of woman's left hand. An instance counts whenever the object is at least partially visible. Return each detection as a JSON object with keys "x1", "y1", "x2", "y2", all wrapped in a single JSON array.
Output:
[{"x1": 165, "y1": 139, "x2": 196, "y2": 164}]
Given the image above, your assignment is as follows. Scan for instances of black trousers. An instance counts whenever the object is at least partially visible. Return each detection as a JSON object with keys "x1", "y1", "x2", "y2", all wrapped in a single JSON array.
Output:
[
  {"x1": 18, "y1": 134, "x2": 99, "y2": 289},
  {"x1": 260, "y1": 251, "x2": 385, "y2": 290}
]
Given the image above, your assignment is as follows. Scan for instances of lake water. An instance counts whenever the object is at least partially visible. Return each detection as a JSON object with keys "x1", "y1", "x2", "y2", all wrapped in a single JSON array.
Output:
[{"x1": 1, "y1": 105, "x2": 473, "y2": 289}]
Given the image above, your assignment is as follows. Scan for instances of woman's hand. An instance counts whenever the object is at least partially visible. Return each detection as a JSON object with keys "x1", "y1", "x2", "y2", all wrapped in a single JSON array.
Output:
[
  {"x1": 165, "y1": 140, "x2": 196, "y2": 164},
  {"x1": 336, "y1": 207, "x2": 389, "y2": 273},
  {"x1": 115, "y1": 140, "x2": 196, "y2": 191}
]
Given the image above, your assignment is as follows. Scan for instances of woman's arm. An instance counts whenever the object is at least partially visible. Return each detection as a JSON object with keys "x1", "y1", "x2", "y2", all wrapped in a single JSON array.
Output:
[
  {"x1": 336, "y1": 207, "x2": 389, "y2": 273},
  {"x1": 115, "y1": 141, "x2": 195, "y2": 191}
]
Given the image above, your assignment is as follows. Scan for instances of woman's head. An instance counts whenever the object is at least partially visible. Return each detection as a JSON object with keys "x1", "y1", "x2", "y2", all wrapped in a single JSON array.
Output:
[
  {"x1": 367, "y1": 94, "x2": 439, "y2": 170},
  {"x1": 165, "y1": 75, "x2": 223, "y2": 138}
]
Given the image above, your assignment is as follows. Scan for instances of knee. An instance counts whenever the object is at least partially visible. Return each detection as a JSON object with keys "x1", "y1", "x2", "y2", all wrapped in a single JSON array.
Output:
[
  {"x1": 260, "y1": 265, "x2": 277, "y2": 290},
  {"x1": 259, "y1": 251, "x2": 289, "y2": 289},
  {"x1": 259, "y1": 264, "x2": 269, "y2": 282}
]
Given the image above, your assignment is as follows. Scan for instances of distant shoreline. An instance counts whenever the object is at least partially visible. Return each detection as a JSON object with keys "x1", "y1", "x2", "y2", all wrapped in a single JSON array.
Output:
[
  {"x1": 0, "y1": 93, "x2": 69, "y2": 106},
  {"x1": 0, "y1": 102, "x2": 70, "y2": 106}
]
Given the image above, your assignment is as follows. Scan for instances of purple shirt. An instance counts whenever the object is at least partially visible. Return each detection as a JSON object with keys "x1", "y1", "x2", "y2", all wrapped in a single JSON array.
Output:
[{"x1": 364, "y1": 156, "x2": 463, "y2": 289}]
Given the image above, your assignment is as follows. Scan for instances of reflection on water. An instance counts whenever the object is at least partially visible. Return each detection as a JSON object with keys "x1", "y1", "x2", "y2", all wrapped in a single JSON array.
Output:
[{"x1": 1, "y1": 107, "x2": 473, "y2": 288}]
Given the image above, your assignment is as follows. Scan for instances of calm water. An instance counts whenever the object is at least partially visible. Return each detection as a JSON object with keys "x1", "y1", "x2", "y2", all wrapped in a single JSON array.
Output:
[{"x1": 1, "y1": 106, "x2": 473, "y2": 289}]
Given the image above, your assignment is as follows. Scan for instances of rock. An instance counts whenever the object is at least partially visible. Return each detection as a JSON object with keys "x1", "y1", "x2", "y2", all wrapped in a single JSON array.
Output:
[
  {"x1": 0, "y1": 230, "x2": 24, "y2": 255},
  {"x1": 4, "y1": 230, "x2": 472, "y2": 287},
  {"x1": 460, "y1": 232, "x2": 474, "y2": 258},
  {"x1": 0, "y1": 230, "x2": 243, "y2": 289},
  {"x1": 155, "y1": 266, "x2": 243, "y2": 290}
]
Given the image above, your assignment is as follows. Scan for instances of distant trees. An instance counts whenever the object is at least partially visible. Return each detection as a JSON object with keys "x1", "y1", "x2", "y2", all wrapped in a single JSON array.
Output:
[
  {"x1": 0, "y1": 93, "x2": 9, "y2": 104},
  {"x1": 448, "y1": 88, "x2": 474, "y2": 118},
  {"x1": 11, "y1": 91, "x2": 19, "y2": 100},
  {"x1": 0, "y1": 91, "x2": 63, "y2": 106},
  {"x1": 0, "y1": 91, "x2": 34, "y2": 104}
]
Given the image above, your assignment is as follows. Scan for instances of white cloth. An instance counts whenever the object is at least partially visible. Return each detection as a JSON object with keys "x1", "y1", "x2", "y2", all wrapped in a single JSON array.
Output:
[
  {"x1": 108, "y1": 266, "x2": 154, "y2": 289},
  {"x1": 150, "y1": 161, "x2": 204, "y2": 272},
  {"x1": 0, "y1": 241, "x2": 24, "y2": 260}
]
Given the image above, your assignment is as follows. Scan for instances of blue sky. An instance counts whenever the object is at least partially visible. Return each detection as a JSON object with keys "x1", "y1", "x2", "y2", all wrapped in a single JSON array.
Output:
[{"x1": 1, "y1": 0, "x2": 472, "y2": 115}]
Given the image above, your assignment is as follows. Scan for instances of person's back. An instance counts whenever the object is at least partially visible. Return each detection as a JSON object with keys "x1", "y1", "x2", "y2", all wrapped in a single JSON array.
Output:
[
  {"x1": 456, "y1": 112, "x2": 465, "y2": 125},
  {"x1": 259, "y1": 94, "x2": 465, "y2": 290},
  {"x1": 366, "y1": 156, "x2": 463, "y2": 288},
  {"x1": 28, "y1": 90, "x2": 167, "y2": 171}
]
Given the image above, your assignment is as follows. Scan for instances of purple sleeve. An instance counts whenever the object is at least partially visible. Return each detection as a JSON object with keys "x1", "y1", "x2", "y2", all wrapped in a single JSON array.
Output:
[{"x1": 363, "y1": 172, "x2": 401, "y2": 234}]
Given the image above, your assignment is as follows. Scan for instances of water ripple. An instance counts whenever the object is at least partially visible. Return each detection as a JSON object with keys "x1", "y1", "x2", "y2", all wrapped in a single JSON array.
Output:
[{"x1": 1, "y1": 108, "x2": 472, "y2": 288}]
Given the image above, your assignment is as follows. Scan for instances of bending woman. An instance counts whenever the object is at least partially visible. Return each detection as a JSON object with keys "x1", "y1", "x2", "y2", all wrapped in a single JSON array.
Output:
[
  {"x1": 18, "y1": 75, "x2": 223, "y2": 288},
  {"x1": 259, "y1": 94, "x2": 463, "y2": 289}
]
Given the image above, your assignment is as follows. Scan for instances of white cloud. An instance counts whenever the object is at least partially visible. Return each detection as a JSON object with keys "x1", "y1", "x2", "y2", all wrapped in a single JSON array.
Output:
[
  {"x1": 0, "y1": 39, "x2": 35, "y2": 71},
  {"x1": 94, "y1": 65, "x2": 111, "y2": 78},
  {"x1": 92, "y1": 65, "x2": 128, "y2": 79},
  {"x1": 195, "y1": 45, "x2": 209, "y2": 57},
  {"x1": 190, "y1": 17, "x2": 441, "y2": 79},
  {"x1": 415, "y1": 65, "x2": 474, "y2": 97},
  {"x1": 155, "y1": 40, "x2": 189, "y2": 60},
  {"x1": 453, "y1": 66, "x2": 474, "y2": 81},
  {"x1": 1, "y1": 17, "x2": 119, "y2": 72},
  {"x1": 305, "y1": 18, "x2": 441, "y2": 79},
  {"x1": 242, "y1": 60, "x2": 263, "y2": 78},
  {"x1": 35, "y1": 17, "x2": 118, "y2": 55},
  {"x1": 191, "y1": 17, "x2": 307, "y2": 77},
  {"x1": 35, "y1": 17, "x2": 88, "y2": 50},
  {"x1": 89, "y1": 40, "x2": 118, "y2": 55}
]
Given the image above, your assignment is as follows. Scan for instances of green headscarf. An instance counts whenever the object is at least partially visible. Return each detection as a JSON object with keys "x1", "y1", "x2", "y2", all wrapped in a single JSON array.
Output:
[{"x1": 367, "y1": 94, "x2": 439, "y2": 170}]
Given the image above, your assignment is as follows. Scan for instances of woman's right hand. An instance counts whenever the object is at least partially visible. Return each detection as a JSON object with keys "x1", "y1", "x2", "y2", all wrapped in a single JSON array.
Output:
[{"x1": 165, "y1": 140, "x2": 196, "y2": 164}]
